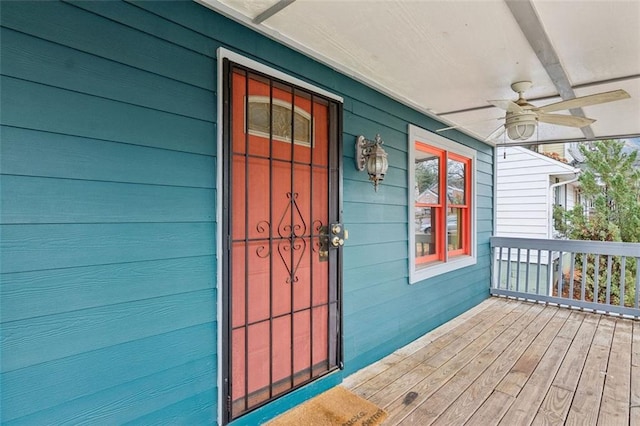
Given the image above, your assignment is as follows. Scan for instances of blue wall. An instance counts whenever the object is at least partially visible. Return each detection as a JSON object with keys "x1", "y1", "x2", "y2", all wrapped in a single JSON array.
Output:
[{"x1": 0, "y1": 1, "x2": 492, "y2": 424}]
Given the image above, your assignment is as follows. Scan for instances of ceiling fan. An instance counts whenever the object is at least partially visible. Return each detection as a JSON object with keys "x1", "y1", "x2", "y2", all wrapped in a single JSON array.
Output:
[{"x1": 438, "y1": 81, "x2": 630, "y2": 142}]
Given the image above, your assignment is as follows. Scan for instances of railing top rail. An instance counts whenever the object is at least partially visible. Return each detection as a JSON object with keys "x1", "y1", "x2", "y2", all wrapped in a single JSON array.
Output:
[{"x1": 490, "y1": 236, "x2": 640, "y2": 257}]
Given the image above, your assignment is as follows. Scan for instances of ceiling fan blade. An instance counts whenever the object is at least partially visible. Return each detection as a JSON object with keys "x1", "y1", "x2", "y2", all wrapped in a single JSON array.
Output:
[
  {"x1": 539, "y1": 89, "x2": 630, "y2": 113},
  {"x1": 488, "y1": 99, "x2": 523, "y2": 113},
  {"x1": 537, "y1": 113, "x2": 596, "y2": 128},
  {"x1": 485, "y1": 124, "x2": 506, "y2": 142},
  {"x1": 436, "y1": 116, "x2": 503, "y2": 132}
]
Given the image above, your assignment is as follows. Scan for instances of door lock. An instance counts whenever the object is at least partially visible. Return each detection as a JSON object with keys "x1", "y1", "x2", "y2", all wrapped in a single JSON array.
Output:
[{"x1": 330, "y1": 223, "x2": 348, "y2": 247}]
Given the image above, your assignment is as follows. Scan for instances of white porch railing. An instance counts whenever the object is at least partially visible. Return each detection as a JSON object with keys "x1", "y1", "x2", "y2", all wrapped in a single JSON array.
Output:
[{"x1": 490, "y1": 236, "x2": 640, "y2": 318}]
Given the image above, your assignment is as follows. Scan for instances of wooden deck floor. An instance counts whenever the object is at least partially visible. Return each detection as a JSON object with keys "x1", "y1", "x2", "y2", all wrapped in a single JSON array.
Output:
[{"x1": 343, "y1": 297, "x2": 640, "y2": 426}]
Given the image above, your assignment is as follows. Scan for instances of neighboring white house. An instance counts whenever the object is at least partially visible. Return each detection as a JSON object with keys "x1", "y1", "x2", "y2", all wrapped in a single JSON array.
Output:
[
  {"x1": 496, "y1": 145, "x2": 581, "y2": 239},
  {"x1": 495, "y1": 145, "x2": 582, "y2": 291}
]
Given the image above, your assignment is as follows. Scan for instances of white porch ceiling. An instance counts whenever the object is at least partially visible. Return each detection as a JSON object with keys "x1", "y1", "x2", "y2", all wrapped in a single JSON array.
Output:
[{"x1": 198, "y1": 0, "x2": 640, "y2": 146}]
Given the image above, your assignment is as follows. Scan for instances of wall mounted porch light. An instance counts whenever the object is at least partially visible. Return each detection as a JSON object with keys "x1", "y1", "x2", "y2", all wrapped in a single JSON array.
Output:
[{"x1": 355, "y1": 134, "x2": 389, "y2": 191}]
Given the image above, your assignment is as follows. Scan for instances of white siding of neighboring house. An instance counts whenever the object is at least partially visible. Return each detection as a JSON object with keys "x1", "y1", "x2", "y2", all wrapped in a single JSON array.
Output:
[{"x1": 496, "y1": 146, "x2": 579, "y2": 265}]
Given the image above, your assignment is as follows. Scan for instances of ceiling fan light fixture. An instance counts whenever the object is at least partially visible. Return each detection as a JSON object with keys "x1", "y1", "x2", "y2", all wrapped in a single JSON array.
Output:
[{"x1": 505, "y1": 111, "x2": 537, "y2": 140}]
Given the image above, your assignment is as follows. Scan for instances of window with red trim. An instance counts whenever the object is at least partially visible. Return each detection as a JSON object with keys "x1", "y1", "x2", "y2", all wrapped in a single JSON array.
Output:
[{"x1": 410, "y1": 127, "x2": 475, "y2": 282}]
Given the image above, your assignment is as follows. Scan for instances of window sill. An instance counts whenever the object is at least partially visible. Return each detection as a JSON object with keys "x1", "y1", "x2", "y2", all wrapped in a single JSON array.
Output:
[{"x1": 409, "y1": 255, "x2": 477, "y2": 284}]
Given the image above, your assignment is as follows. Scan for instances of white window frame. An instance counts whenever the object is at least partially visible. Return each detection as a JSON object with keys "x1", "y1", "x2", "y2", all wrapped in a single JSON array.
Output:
[{"x1": 408, "y1": 124, "x2": 477, "y2": 284}]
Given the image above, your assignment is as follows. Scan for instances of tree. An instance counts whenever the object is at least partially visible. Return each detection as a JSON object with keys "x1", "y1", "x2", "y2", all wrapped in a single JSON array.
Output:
[
  {"x1": 559, "y1": 139, "x2": 640, "y2": 307},
  {"x1": 415, "y1": 157, "x2": 438, "y2": 194},
  {"x1": 565, "y1": 139, "x2": 640, "y2": 243}
]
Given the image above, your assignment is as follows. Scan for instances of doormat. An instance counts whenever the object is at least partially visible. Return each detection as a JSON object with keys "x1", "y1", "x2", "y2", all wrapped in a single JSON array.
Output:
[{"x1": 265, "y1": 386, "x2": 387, "y2": 426}]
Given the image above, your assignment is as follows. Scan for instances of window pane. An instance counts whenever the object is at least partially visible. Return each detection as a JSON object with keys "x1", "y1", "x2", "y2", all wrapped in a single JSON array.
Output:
[
  {"x1": 416, "y1": 206, "x2": 438, "y2": 265},
  {"x1": 447, "y1": 208, "x2": 463, "y2": 251},
  {"x1": 415, "y1": 153, "x2": 439, "y2": 202},
  {"x1": 447, "y1": 158, "x2": 465, "y2": 205}
]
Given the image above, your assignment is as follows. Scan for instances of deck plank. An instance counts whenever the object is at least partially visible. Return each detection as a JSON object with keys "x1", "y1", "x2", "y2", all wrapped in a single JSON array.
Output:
[
  {"x1": 383, "y1": 302, "x2": 531, "y2": 424},
  {"x1": 533, "y1": 385, "x2": 573, "y2": 425},
  {"x1": 564, "y1": 316, "x2": 616, "y2": 425},
  {"x1": 631, "y1": 322, "x2": 640, "y2": 426},
  {"x1": 393, "y1": 297, "x2": 500, "y2": 358},
  {"x1": 498, "y1": 314, "x2": 581, "y2": 425},
  {"x1": 341, "y1": 353, "x2": 405, "y2": 389},
  {"x1": 432, "y1": 304, "x2": 554, "y2": 426},
  {"x1": 410, "y1": 300, "x2": 521, "y2": 366},
  {"x1": 347, "y1": 299, "x2": 515, "y2": 398},
  {"x1": 340, "y1": 297, "x2": 636, "y2": 426},
  {"x1": 465, "y1": 390, "x2": 514, "y2": 426},
  {"x1": 495, "y1": 308, "x2": 571, "y2": 398},
  {"x1": 597, "y1": 319, "x2": 633, "y2": 426},
  {"x1": 532, "y1": 312, "x2": 599, "y2": 425},
  {"x1": 353, "y1": 357, "x2": 422, "y2": 399},
  {"x1": 398, "y1": 303, "x2": 543, "y2": 425}
]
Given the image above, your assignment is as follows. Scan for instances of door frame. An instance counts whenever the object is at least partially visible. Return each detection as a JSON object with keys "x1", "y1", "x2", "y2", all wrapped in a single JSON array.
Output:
[{"x1": 216, "y1": 47, "x2": 344, "y2": 424}]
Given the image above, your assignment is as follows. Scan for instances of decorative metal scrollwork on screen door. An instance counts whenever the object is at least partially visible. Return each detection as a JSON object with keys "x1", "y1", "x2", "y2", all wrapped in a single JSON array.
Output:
[{"x1": 254, "y1": 192, "x2": 320, "y2": 284}]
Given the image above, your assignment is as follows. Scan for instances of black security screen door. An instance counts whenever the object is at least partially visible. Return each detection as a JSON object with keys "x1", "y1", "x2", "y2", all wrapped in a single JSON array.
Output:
[{"x1": 221, "y1": 60, "x2": 342, "y2": 422}]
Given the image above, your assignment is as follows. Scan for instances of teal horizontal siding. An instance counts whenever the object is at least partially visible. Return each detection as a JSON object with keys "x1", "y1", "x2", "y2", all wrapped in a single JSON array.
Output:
[
  {"x1": 9, "y1": 356, "x2": 216, "y2": 425},
  {"x1": 2, "y1": 176, "x2": 215, "y2": 224},
  {"x1": 344, "y1": 286, "x2": 488, "y2": 377},
  {"x1": 343, "y1": 274, "x2": 489, "y2": 350},
  {"x1": 1, "y1": 127, "x2": 216, "y2": 187},
  {"x1": 350, "y1": 100, "x2": 410, "y2": 136},
  {"x1": 0, "y1": 28, "x2": 214, "y2": 122},
  {"x1": 343, "y1": 202, "x2": 406, "y2": 224},
  {"x1": 1, "y1": 0, "x2": 493, "y2": 424},
  {"x1": 1, "y1": 77, "x2": 215, "y2": 155},
  {"x1": 2, "y1": 289, "x2": 215, "y2": 372},
  {"x1": 343, "y1": 241, "x2": 409, "y2": 270},
  {"x1": 343, "y1": 259, "x2": 409, "y2": 291},
  {"x1": 1, "y1": 256, "x2": 214, "y2": 322},
  {"x1": 1, "y1": 1, "x2": 221, "y2": 423},
  {"x1": 1, "y1": 223, "x2": 215, "y2": 273},
  {"x1": 125, "y1": 388, "x2": 218, "y2": 426},
  {"x1": 343, "y1": 179, "x2": 408, "y2": 205},
  {"x1": 2, "y1": 323, "x2": 216, "y2": 420},
  {"x1": 344, "y1": 223, "x2": 407, "y2": 246},
  {"x1": 0, "y1": 1, "x2": 215, "y2": 90},
  {"x1": 69, "y1": 0, "x2": 218, "y2": 60},
  {"x1": 345, "y1": 264, "x2": 490, "y2": 321}
]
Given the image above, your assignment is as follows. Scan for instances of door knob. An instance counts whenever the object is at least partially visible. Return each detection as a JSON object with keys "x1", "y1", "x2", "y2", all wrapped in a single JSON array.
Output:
[{"x1": 330, "y1": 223, "x2": 347, "y2": 247}]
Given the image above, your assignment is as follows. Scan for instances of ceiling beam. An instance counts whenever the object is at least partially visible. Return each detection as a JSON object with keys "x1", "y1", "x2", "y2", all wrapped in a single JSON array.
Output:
[
  {"x1": 253, "y1": 0, "x2": 296, "y2": 24},
  {"x1": 505, "y1": 0, "x2": 594, "y2": 139}
]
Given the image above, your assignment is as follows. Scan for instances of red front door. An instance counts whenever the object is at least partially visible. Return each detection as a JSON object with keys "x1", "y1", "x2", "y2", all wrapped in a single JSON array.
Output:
[{"x1": 222, "y1": 61, "x2": 342, "y2": 422}]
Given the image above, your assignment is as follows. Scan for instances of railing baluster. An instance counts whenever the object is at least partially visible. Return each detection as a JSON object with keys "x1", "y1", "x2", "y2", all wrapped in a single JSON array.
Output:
[
  {"x1": 497, "y1": 247, "x2": 503, "y2": 290},
  {"x1": 581, "y1": 252, "x2": 587, "y2": 302},
  {"x1": 525, "y1": 249, "x2": 531, "y2": 294},
  {"x1": 490, "y1": 246, "x2": 495, "y2": 290},
  {"x1": 634, "y1": 257, "x2": 640, "y2": 309},
  {"x1": 547, "y1": 250, "x2": 552, "y2": 297},
  {"x1": 569, "y1": 252, "x2": 576, "y2": 301},
  {"x1": 620, "y1": 256, "x2": 626, "y2": 307},
  {"x1": 536, "y1": 249, "x2": 542, "y2": 295},
  {"x1": 594, "y1": 254, "x2": 600, "y2": 304},
  {"x1": 605, "y1": 255, "x2": 612, "y2": 306},
  {"x1": 516, "y1": 248, "x2": 521, "y2": 292},
  {"x1": 506, "y1": 248, "x2": 512, "y2": 291},
  {"x1": 557, "y1": 251, "x2": 564, "y2": 300}
]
